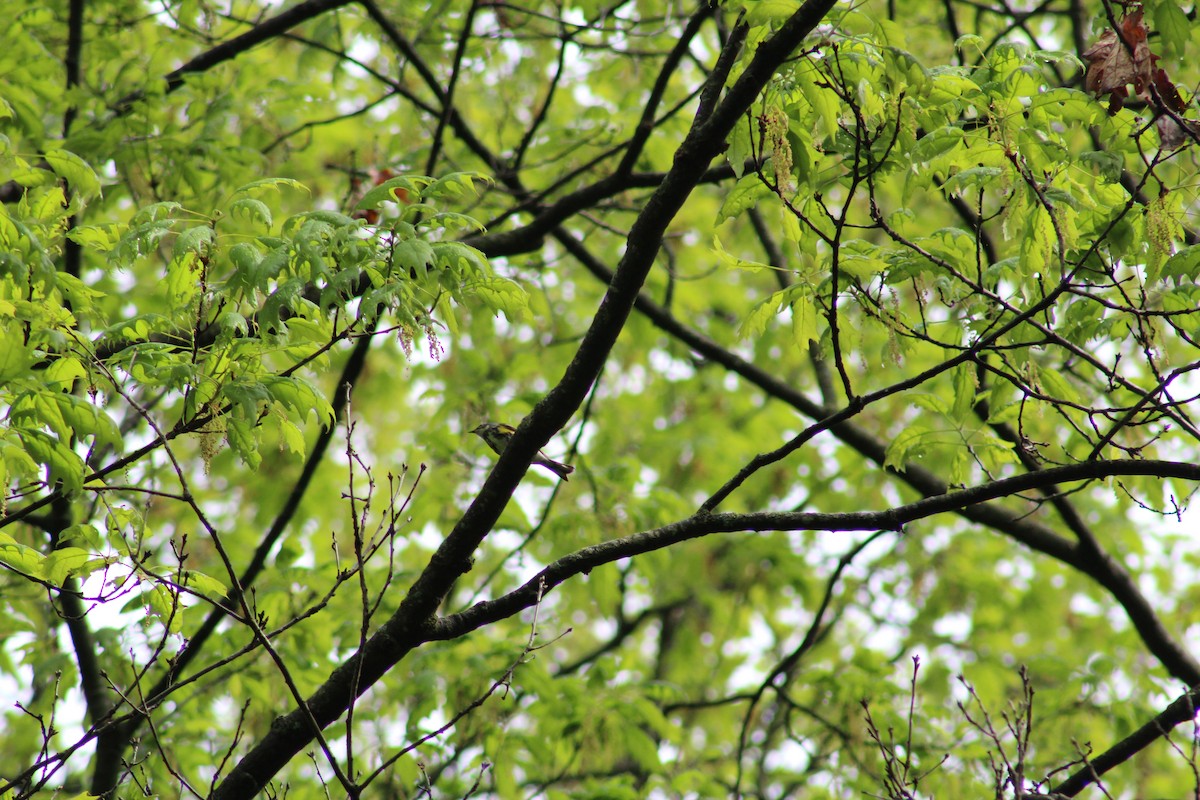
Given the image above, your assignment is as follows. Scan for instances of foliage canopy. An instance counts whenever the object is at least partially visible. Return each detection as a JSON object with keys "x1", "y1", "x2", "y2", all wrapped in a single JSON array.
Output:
[{"x1": 4, "y1": 0, "x2": 1200, "y2": 797}]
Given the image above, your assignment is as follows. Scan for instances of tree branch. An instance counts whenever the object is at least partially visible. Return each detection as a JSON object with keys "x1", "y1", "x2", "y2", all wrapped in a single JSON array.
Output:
[
  {"x1": 1052, "y1": 685, "x2": 1200, "y2": 796},
  {"x1": 556, "y1": 231, "x2": 1200, "y2": 686},
  {"x1": 110, "y1": 0, "x2": 355, "y2": 115},
  {"x1": 208, "y1": 2, "x2": 840, "y2": 795},
  {"x1": 435, "y1": 460, "x2": 1200, "y2": 642}
]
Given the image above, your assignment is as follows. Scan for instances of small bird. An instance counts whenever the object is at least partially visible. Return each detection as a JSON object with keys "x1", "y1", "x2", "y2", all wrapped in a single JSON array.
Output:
[{"x1": 471, "y1": 422, "x2": 575, "y2": 481}]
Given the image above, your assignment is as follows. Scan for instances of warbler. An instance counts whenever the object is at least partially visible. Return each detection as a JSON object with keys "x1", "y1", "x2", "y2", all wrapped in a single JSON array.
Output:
[{"x1": 471, "y1": 422, "x2": 575, "y2": 481}]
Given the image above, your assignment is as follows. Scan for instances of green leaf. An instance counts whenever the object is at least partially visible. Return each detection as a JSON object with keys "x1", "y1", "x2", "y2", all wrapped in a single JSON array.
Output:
[
  {"x1": 0, "y1": 437, "x2": 41, "y2": 485},
  {"x1": 1018, "y1": 205, "x2": 1055, "y2": 278},
  {"x1": 1162, "y1": 244, "x2": 1200, "y2": 285},
  {"x1": 1036, "y1": 364, "x2": 1080, "y2": 405},
  {"x1": 713, "y1": 234, "x2": 775, "y2": 272},
  {"x1": 145, "y1": 584, "x2": 183, "y2": 633},
  {"x1": 911, "y1": 125, "x2": 964, "y2": 164},
  {"x1": 230, "y1": 177, "x2": 307, "y2": 199},
  {"x1": 166, "y1": 252, "x2": 203, "y2": 309},
  {"x1": 0, "y1": 533, "x2": 45, "y2": 579},
  {"x1": 277, "y1": 418, "x2": 306, "y2": 455},
  {"x1": 181, "y1": 569, "x2": 228, "y2": 602},
  {"x1": 263, "y1": 375, "x2": 334, "y2": 427},
  {"x1": 42, "y1": 393, "x2": 123, "y2": 451},
  {"x1": 884, "y1": 422, "x2": 932, "y2": 471},
  {"x1": 1154, "y1": 1, "x2": 1191, "y2": 58},
  {"x1": 29, "y1": 185, "x2": 67, "y2": 223},
  {"x1": 392, "y1": 237, "x2": 436, "y2": 277},
  {"x1": 43, "y1": 547, "x2": 92, "y2": 586},
  {"x1": 790, "y1": 291, "x2": 819, "y2": 347},
  {"x1": 471, "y1": 275, "x2": 529, "y2": 320},
  {"x1": 0, "y1": 325, "x2": 33, "y2": 381},
  {"x1": 357, "y1": 176, "x2": 433, "y2": 209},
  {"x1": 228, "y1": 198, "x2": 273, "y2": 229},
  {"x1": 1076, "y1": 150, "x2": 1124, "y2": 183},
  {"x1": 726, "y1": 120, "x2": 753, "y2": 178},
  {"x1": 717, "y1": 174, "x2": 770, "y2": 224},
  {"x1": 224, "y1": 416, "x2": 262, "y2": 469},
  {"x1": 739, "y1": 290, "x2": 785, "y2": 339},
  {"x1": 951, "y1": 363, "x2": 977, "y2": 422},
  {"x1": 44, "y1": 148, "x2": 100, "y2": 202},
  {"x1": 16, "y1": 428, "x2": 85, "y2": 494},
  {"x1": 744, "y1": 0, "x2": 801, "y2": 26},
  {"x1": 173, "y1": 224, "x2": 214, "y2": 259},
  {"x1": 944, "y1": 166, "x2": 1003, "y2": 193},
  {"x1": 426, "y1": 171, "x2": 487, "y2": 200},
  {"x1": 131, "y1": 201, "x2": 183, "y2": 225},
  {"x1": 67, "y1": 223, "x2": 123, "y2": 251},
  {"x1": 622, "y1": 725, "x2": 661, "y2": 770}
]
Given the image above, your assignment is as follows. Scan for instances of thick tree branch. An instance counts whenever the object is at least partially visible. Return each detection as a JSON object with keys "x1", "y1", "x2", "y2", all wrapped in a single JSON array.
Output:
[
  {"x1": 110, "y1": 0, "x2": 355, "y2": 115},
  {"x1": 1052, "y1": 684, "x2": 1200, "y2": 796},
  {"x1": 209, "y1": 2, "x2": 838, "y2": 795},
  {"x1": 614, "y1": 4, "x2": 716, "y2": 176},
  {"x1": 433, "y1": 460, "x2": 1200, "y2": 640},
  {"x1": 557, "y1": 232, "x2": 1200, "y2": 686}
]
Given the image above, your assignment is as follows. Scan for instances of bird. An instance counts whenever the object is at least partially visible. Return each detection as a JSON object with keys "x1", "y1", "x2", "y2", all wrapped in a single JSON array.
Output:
[{"x1": 471, "y1": 422, "x2": 575, "y2": 481}]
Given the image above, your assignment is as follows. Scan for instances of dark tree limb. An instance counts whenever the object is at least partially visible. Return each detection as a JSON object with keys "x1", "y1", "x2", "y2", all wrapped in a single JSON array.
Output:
[
  {"x1": 556, "y1": 232, "x2": 1200, "y2": 687},
  {"x1": 1052, "y1": 686, "x2": 1200, "y2": 796},
  {"x1": 435, "y1": 460, "x2": 1200, "y2": 643},
  {"x1": 208, "y1": 2, "x2": 839, "y2": 795},
  {"x1": 110, "y1": 0, "x2": 356, "y2": 115}
]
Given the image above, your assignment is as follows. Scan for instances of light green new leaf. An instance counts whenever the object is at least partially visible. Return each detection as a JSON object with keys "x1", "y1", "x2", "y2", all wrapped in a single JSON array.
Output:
[
  {"x1": 66, "y1": 223, "x2": 123, "y2": 252},
  {"x1": 791, "y1": 291, "x2": 819, "y2": 347},
  {"x1": 717, "y1": 174, "x2": 771, "y2": 225},
  {"x1": 740, "y1": 290, "x2": 786, "y2": 339},
  {"x1": 883, "y1": 422, "x2": 932, "y2": 471},
  {"x1": 145, "y1": 584, "x2": 184, "y2": 633},
  {"x1": 0, "y1": 324, "x2": 33, "y2": 381},
  {"x1": 230, "y1": 177, "x2": 307, "y2": 200},
  {"x1": 426, "y1": 171, "x2": 488, "y2": 200},
  {"x1": 743, "y1": 0, "x2": 801, "y2": 26},
  {"x1": 15, "y1": 428, "x2": 85, "y2": 494},
  {"x1": 357, "y1": 176, "x2": 433, "y2": 209},
  {"x1": 713, "y1": 234, "x2": 774, "y2": 273},
  {"x1": 181, "y1": 569, "x2": 228, "y2": 602},
  {"x1": 166, "y1": 252, "x2": 203, "y2": 310},
  {"x1": 45, "y1": 148, "x2": 100, "y2": 203},
  {"x1": 131, "y1": 201, "x2": 183, "y2": 225},
  {"x1": 43, "y1": 358, "x2": 86, "y2": 392},
  {"x1": 263, "y1": 375, "x2": 335, "y2": 428},
  {"x1": 228, "y1": 198, "x2": 273, "y2": 230},
  {"x1": 29, "y1": 185, "x2": 67, "y2": 223},
  {"x1": 42, "y1": 547, "x2": 93, "y2": 587},
  {"x1": 911, "y1": 126, "x2": 965, "y2": 165},
  {"x1": 943, "y1": 166, "x2": 1003, "y2": 193},
  {"x1": 392, "y1": 237, "x2": 436, "y2": 278},
  {"x1": 951, "y1": 363, "x2": 977, "y2": 422},
  {"x1": 471, "y1": 275, "x2": 529, "y2": 321},
  {"x1": 38, "y1": 393, "x2": 123, "y2": 451},
  {"x1": 224, "y1": 416, "x2": 262, "y2": 469},
  {"x1": 1018, "y1": 205, "x2": 1056, "y2": 279},
  {"x1": 0, "y1": 532, "x2": 45, "y2": 580}
]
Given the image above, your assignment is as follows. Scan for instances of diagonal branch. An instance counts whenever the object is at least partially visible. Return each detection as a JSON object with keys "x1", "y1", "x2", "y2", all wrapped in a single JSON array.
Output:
[
  {"x1": 110, "y1": 0, "x2": 355, "y2": 115},
  {"x1": 1052, "y1": 685, "x2": 1200, "y2": 796},
  {"x1": 87, "y1": 331, "x2": 377, "y2": 796},
  {"x1": 208, "y1": 2, "x2": 840, "y2": 796},
  {"x1": 555, "y1": 231, "x2": 1200, "y2": 687}
]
